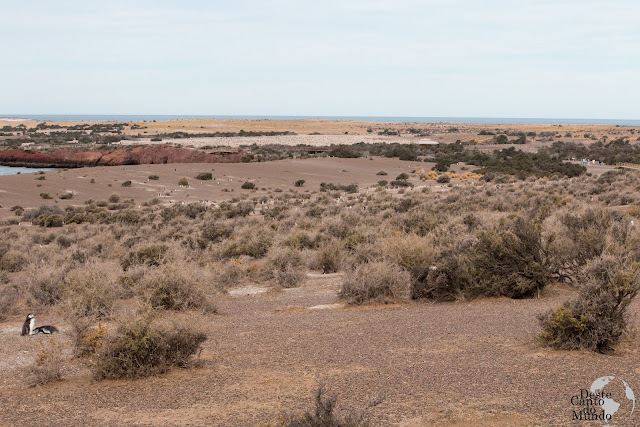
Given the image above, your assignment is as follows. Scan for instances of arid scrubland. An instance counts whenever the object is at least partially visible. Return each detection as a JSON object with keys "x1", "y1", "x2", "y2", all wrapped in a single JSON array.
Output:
[{"x1": 1, "y1": 120, "x2": 640, "y2": 425}]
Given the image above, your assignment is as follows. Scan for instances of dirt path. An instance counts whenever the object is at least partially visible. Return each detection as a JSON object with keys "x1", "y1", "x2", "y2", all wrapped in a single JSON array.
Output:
[{"x1": 1, "y1": 274, "x2": 639, "y2": 426}]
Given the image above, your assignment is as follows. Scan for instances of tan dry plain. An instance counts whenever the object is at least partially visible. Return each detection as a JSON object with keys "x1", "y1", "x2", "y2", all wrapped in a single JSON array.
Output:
[{"x1": 0, "y1": 120, "x2": 638, "y2": 426}]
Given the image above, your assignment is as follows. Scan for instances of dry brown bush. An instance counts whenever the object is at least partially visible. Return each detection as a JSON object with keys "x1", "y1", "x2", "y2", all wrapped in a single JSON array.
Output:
[
  {"x1": 311, "y1": 239, "x2": 344, "y2": 273},
  {"x1": 274, "y1": 265, "x2": 306, "y2": 288},
  {"x1": 380, "y1": 233, "x2": 435, "y2": 271},
  {"x1": 141, "y1": 266, "x2": 216, "y2": 312},
  {"x1": 339, "y1": 261, "x2": 410, "y2": 305},
  {"x1": 63, "y1": 263, "x2": 122, "y2": 319},
  {"x1": 92, "y1": 313, "x2": 207, "y2": 380},
  {"x1": 25, "y1": 337, "x2": 65, "y2": 387},
  {"x1": 26, "y1": 265, "x2": 66, "y2": 308}
]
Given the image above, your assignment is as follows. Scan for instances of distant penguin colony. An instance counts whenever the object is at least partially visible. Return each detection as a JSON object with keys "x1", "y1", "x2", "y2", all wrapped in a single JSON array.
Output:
[{"x1": 20, "y1": 313, "x2": 59, "y2": 336}]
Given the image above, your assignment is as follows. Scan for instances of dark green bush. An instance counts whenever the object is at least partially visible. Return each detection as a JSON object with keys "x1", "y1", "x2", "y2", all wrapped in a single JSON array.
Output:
[{"x1": 241, "y1": 181, "x2": 256, "y2": 189}]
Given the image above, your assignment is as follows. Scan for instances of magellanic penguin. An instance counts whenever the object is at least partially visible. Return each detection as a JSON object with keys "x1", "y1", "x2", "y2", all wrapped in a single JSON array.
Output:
[
  {"x1": 21, "y1": 313, "x2": 59, "y2": 335},
  {"x1": 21, "y1": 313, "x2": 35, "y2": 336}
]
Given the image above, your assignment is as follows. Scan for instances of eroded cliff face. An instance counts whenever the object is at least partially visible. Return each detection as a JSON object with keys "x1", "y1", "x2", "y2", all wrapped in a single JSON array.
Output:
[{"x1": 0, "y1": 146, "x2": 245, "y2": 167}]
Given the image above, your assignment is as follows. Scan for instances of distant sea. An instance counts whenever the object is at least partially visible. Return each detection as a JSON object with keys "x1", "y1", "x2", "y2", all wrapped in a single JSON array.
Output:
[
  {"x1": 0, "y1": 166, "x2": 56, "y2": 176},
  {"x1": 2, "y1": 114, "x2": 640, "y2": 126}
]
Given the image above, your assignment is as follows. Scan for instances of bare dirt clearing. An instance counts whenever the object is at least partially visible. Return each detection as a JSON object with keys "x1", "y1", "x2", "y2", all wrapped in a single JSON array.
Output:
[{"x1": 1, "y1": 276, "x2": 638, "y2": 426}]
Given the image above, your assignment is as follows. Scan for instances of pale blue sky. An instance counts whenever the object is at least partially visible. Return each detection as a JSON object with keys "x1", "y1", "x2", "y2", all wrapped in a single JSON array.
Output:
[{"x1": 1, "y1": 0, "x2": 639, "y2": 118}]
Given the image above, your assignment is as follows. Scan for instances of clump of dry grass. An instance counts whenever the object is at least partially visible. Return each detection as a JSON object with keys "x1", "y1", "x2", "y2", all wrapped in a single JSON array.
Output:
[
  {"x1": 25, "y1": 337, "x2": 65, "y2": 387},
  {"x1": 339, "y1": 261, "x2": 410, "y2": 305}
]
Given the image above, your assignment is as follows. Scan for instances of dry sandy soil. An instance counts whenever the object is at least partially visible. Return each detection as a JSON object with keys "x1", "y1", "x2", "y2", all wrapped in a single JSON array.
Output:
[
  {"x1": 1, "y1": 274, "x2": 639, "y2": 426},
  {"x1": 0, "y1": 157, "x2": 467, "y2": 216}
]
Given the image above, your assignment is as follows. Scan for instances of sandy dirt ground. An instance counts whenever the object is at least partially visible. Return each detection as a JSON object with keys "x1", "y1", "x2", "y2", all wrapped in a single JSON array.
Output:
[
  {"x1": 1, "y1": 275, "x2": 638, "y2": 426},
  {"x1": 0, "y1": 157, "x2": 471, "y2": 216}
]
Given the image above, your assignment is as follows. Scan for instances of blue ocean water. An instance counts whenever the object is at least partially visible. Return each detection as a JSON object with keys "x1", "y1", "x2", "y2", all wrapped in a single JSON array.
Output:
[
  {"x1": 3, "y1": 114, "x2": 640, "y2": 126},
  {"x1": 0, "y1": 166, "x2": 56, "y2": 176}
]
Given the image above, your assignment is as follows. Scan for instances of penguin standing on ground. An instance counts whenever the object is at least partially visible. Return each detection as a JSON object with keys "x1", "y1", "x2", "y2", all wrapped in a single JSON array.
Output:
[
  {"x1": 21, "y1": 313, "x2": 35, "y2": 336},
  {"x1": 20, "y1": 313, "x2": 59, "y2": 335}
]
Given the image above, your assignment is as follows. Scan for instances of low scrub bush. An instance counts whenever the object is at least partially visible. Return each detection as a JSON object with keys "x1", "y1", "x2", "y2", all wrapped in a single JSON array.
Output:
[
  {"x1": 142, "y1": 266, "x2": 216, "y2": 312},
  {"x1": 468, "y1": 216, "x2": 549, "y2": 298},
  {"x1": 121, "y1": 180, "x2": 132, "y2": 187},
  {"x1": 195, "y1": 172, "x2": 213, "y2": 180},
  {"x1": 275, "y1": 385, "x2": 371, "y2": 427},
  {"x1": 25, "y1": 338, "x2": 64, "y2": 387},
  {"x1": 339, "y1": 261, "x2": 410, "y2": 305},
  {"x1": 241, "y1": 181, "x2": 256, "y2": 189},
  {"x1": 92, "y1": 314, "x2": 207, "y2": 380},
  {"x1": 27, "y1": 266, "x2": 66, "y2": 307},
  {"x1": 274, "y1": 265, "x2": 306, "y2": 288},
  {"x1": 122, "y1": 245, "x2": 168, "y2": 270},
  {"x1": 148, "y1": 174, "x2": 159, "y2": 180},
  {"x1": 411, "y1": 249, "x2": 472, "y2": 302},
  {"x1": 538, "y1": 255, "x2": 640, "y2": 352}
]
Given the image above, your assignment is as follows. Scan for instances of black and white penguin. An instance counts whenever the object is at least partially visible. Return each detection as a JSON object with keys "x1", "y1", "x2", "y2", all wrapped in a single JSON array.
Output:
[
  {"x1": 20, "y1": 313, "x2": 59, "y2": 335},
  {"x1": 33, "y1": 324, "x2": 59, "y2": 334},
  {"x1": 21, "y1": 313, "x2": 35, "y2": 336}
]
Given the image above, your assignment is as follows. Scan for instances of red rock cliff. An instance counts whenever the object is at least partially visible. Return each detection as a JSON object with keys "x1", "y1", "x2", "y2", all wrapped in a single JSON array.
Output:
[{"x1": 0, "y1": 146, "x2": 246, "y2": 168}]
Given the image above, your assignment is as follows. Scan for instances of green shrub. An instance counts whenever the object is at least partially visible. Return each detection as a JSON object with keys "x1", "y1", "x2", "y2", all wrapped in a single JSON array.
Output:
[
  {"x1": 39, "y1": 192, "x2": 52, "y2": 199},
  {"x1": 294, "y1": 179, "x2": 306, "y2": 187},
  {"x1": 178, "y1": 177, "x2": 189, "y2": 186},
  {"x1": 121, "y1": 180, "x2": 132, "y2": 187},
  {"x1": 377, "y1": 180, "x2": 388, "y2": 187},
  {"x1": 538, "y1": 256, "x2": 640, "y2": 352},
  {"x1": 108, "y1": 193, "x2": 121, "y2": 203},
  {"x1": 148, "y1": 174, "x2": 159, "y2": 180},
  {"x1": 195, "y1": 172, "x2": 213, "y2": 180},
  {"x1": 92, "y1": 314, "x2": 207, "y2": 380},
  {"x1": 395, "y1": 173, "x2": 409, "y2": 181},
  {"x1": 376, "y1": 171, "x2": 387, "y2": 176},
  {"x1": 339, "y1": 261, "x2": 410, "y2": 305},
  {"x1": 59, "y1": 192, "x2": 74, "y2": 199},
  {"x1": 436, "y1": 175, "x2": 451, "y2": 184},
  {"x1": 241, "y1": 181, "x2": 256, "y2": 190}
]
